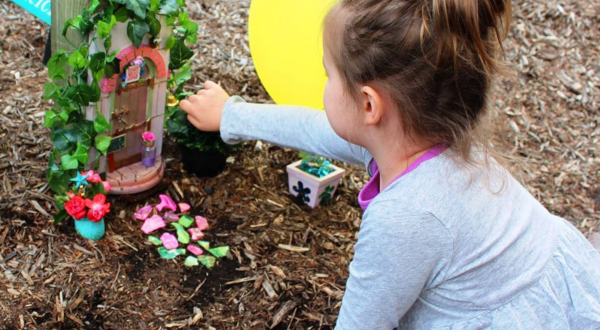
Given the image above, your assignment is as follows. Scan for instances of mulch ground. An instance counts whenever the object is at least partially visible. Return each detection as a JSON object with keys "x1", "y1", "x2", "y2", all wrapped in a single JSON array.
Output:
[{"x1": 0, "y1": 0, "x2": 598, "y2": 329}]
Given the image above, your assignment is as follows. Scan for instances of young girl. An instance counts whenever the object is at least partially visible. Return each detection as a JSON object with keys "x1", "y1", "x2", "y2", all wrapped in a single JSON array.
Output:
[{"x1": 181, "y1": 0, "x2": 600, "y2": 328}]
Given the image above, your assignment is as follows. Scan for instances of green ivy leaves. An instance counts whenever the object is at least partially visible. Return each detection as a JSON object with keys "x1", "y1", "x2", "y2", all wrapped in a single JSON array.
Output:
[
  {"x1": 174, "y1": 62, "x2": 191, "y2": 85},
  {"x1": 60, "y1": 154, "x2": 79, "y2": 171},
  {"x1": 167, "y1": 10, "x2": 197, "y2": 70},
  {"x1": 147, "y1": 15, "x2": 162, "y2": 38},
  {"x1": 47, "y1": 50, "x2": 69, "y2": 80},
  {"x1": 63, "y1": 11, "x2": 94, "y2": 36},
  {"x1": 44, "y1": 109, "x2": 68, "y2": 128},
  {"x1": 50, "y1": 127, "x2": 77, "y2": 152},
  {"x1": 93, "y1": 112, "x2": 111, "y2": 134},
  {"x1": 66, "y1": 84, "x2": 96, "y2": 106},
  {"x1": 159, "y1": 0, "x2": 179, "y2": 15},
  {"x1": 97, "y1": 15, "x2": 118, "y2": 41},
  {"x1": 114, "y1": 6, "x2": 130, "y2": 22},
  {"x1": 43, "y1": 83, "x2": 61, "y2": 101},
  {"x1": 178, "y1": 12, "x2": 198, "y2": 44},
  {"x1": 88, "y1": 0, "x2": 100, "y2": 14},
  {"x1": 112, "y1": 0, "x2": 150, "y2": 19},
  {"x1": 169, "y1": 38, "x2": 193, "y2": 70},
  {"x1": 68, "y1": 50, "x2": 87, "y2": 70},
  {"x1": 166, "y1": 108, "x2": 189, "y2": 135},
  {"x1": 95, "y1": 135, "x2": 111, "y2": 155},
  {"x1": 127, "y1": 19, "x2": 150, "y2": 47}
]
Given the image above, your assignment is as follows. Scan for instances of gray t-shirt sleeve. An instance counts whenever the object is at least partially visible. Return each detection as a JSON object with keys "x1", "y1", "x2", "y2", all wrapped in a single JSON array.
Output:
[
  {"x1": 220, "y1": 96, "x2": 371, "y2": 167},
  {"x1": 335, "y1": 202, "x2": 454, "y2": 330}
]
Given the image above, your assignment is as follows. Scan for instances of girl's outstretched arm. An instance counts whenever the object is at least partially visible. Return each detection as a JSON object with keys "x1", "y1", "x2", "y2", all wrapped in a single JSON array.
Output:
[{"x1": 180, "y1": 81, "x2": 370, "y2": 167}]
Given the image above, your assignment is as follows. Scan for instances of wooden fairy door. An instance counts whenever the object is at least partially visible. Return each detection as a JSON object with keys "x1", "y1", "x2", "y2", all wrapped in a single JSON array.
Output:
[{"x1": 107, "y1": 65, "x2": 152, "y2": 172}]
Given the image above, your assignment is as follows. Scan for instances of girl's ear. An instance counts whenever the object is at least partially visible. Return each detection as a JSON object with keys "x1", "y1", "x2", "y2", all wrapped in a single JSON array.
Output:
[{"x1": 360, "y1": 86, "x2": 385, "y2": 126}]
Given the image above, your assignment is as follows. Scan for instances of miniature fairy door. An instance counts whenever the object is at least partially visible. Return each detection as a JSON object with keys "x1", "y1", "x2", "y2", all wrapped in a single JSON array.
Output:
[{"x1": 107, "y1": 61, "x2": 153, "y2": 172}]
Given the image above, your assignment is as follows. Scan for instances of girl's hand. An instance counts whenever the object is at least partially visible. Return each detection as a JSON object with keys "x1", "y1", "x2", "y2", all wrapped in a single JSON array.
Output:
[{"x1": 179, "y1": 80, "x2": 230, "y2": 132}]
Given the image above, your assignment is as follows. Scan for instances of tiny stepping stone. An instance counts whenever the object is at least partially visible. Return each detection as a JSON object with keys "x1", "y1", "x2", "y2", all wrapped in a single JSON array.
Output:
[
  {"x1": 184, "y1": 256, "x2": 199, "y2": 267},
  {"x1": 158, "y1": 247, "x2": 185, "y2": 260},
  {"x1": 179, "y1": 215, "x2": 194, "y2": 228}
]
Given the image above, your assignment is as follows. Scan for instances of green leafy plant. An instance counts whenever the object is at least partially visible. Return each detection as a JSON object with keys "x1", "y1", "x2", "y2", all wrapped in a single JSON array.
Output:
[
  {"x1": 165, "y1": 62, "x2": 240, "y2": 154},
  {"x1": 44, "y1": 0, "x2": 198, "y2": 224},
  {"x1": 319, "y1": 185, "x2": 335, "y2": 203}
]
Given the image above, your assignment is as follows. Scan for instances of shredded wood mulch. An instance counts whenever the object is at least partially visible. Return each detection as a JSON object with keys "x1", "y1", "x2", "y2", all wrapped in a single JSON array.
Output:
[{"x1": 0, "y1": 0, "x2": 598, "y2": 329}]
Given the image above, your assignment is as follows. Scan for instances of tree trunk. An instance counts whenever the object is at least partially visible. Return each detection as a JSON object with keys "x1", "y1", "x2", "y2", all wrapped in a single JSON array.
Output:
[{"x1": 50, "y1": 0, "x2": 91, "y2": 54}]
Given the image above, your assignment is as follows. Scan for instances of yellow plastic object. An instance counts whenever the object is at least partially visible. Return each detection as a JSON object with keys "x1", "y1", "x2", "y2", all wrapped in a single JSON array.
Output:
[
  {"x1": 166, "y1": 94, "x2": 179, "y2": 108},
  {"x1": 249, "y1": 0, "x2": 338, "y2": 109}
]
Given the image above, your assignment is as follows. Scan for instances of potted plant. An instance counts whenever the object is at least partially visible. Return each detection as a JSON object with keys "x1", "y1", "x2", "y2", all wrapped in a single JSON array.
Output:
[
  {"x1": 61, "y1": 170, "x2": 112, "y2": 240},
  {"x1": 165, "y1": 64, "x2": 240, "y2": 177},
  {"x1": 286, "y1": 152, "x2": 345, "y2": 208}
]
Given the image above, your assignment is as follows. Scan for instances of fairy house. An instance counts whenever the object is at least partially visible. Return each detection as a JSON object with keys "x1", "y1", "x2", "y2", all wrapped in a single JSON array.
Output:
[{"x1": 87, "y1": 19, "x2": 171, "y2": 194}]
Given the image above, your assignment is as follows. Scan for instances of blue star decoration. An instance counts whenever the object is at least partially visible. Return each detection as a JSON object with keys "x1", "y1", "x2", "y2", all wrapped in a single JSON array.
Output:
[{"x1": 70, "y1": 172, "x2": 89, "y2": 187}]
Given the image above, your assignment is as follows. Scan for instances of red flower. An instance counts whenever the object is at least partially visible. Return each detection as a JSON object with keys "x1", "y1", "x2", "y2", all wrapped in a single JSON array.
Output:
[
  {"x1": 85, "y1": 194, "x2": 111, "y2": 222},
  {"x1": 65, "y1": 195, "x2": 86, "y2": 220}
]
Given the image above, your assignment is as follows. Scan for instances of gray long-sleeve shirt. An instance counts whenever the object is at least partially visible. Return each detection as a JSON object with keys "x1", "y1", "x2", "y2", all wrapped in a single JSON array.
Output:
[{"x1": 219, "y1": 96, "x2": 600, "y2": 330}]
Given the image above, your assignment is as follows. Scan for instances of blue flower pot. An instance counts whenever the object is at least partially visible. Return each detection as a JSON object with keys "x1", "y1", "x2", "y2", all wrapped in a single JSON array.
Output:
[{"x1": 74, "y1": 217, "x2": 105, "y2": 240}]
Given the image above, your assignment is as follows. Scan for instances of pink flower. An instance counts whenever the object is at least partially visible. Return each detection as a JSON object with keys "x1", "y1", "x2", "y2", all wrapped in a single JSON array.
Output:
[
  {"x1": 102, "y1": 180, "x2": 111, "y2": 192},
  {"x1": 142, "y1": 131, "x2": 155, "y2": 142},
  {"x1": 82, "y1": 170, "x2": 102, "y2": 183},
  {"x1": 130, "y1": 56, "x2": 144, "y2": 66}
]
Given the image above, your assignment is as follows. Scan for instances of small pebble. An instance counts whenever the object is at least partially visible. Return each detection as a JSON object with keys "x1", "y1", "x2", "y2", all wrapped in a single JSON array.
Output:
[
  {"x1": 184, "y1": 256, "x2": 200, "y2": 267},
  {"x1": 158, "y1": 247, "x2": 185, "y2": 260},
  {"x1": 141, "y1": 215, "x2": 166, "y2": 234},
  {"x1": 187, "y1": 245, "x2": 204, "y2": 256},
  {"x1": 160, "y1": 233, "x2": 178, "y2": 249},
  {"x1": 179, "y1": 215, "x2": 194, "y2": 228},
  {"x1": 172, "y1": 223, "x2": 191, "y2": 244},
  {"x1": 203, "y1": 185, "x2": 213, "y2": 195}
]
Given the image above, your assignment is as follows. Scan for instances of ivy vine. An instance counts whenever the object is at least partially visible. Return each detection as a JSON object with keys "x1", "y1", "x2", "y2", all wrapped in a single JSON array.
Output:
[{"x1": 44, "y1": 0, "x2": 198, "y2": 224}]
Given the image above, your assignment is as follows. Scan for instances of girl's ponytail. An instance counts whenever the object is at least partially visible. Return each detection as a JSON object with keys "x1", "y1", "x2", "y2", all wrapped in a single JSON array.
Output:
[{"x1": 428, "y1": 0, "x2": 511, "y2": 75}]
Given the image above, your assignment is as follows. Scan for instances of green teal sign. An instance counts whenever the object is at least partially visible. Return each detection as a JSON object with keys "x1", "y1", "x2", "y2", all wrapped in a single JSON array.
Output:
[
  {"x1": 107, "y1": 134, "x2": 126, "y2": 154},
  {"x1": 10, "y1": 0, "x2": 51, "y2": 25}
]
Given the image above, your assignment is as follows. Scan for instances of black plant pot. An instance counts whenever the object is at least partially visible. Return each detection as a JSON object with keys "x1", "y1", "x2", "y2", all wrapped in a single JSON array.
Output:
[{"x1": 179, "y1": 144, "x2": 227, "y2": 177}]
